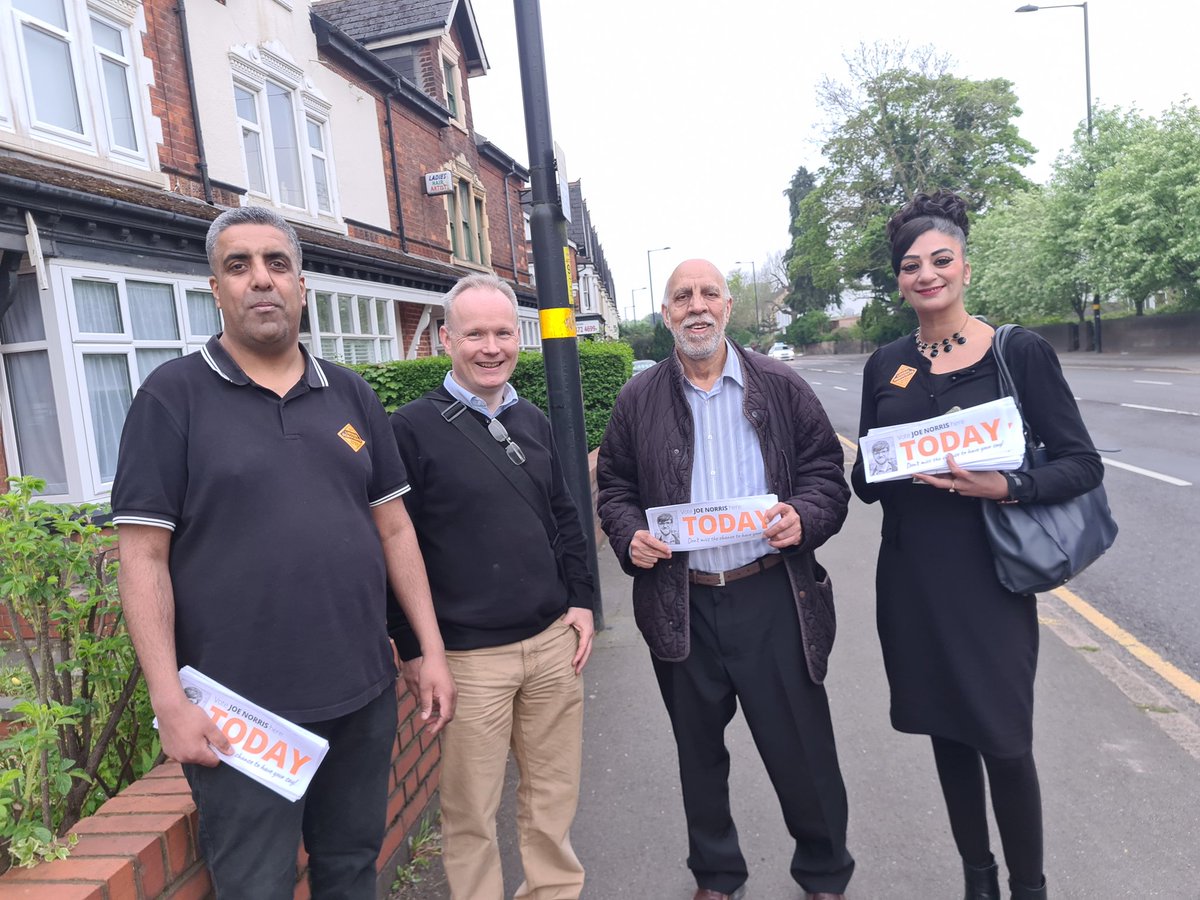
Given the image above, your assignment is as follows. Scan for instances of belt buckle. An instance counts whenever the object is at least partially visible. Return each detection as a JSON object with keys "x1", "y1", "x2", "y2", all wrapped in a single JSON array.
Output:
[{"x1": 715, "y1": 570, "x2": 726, "y2": 587}]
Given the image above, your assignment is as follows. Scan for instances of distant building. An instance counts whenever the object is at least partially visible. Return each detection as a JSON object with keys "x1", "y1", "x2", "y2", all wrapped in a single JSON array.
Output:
[{"x1": 567, "y1": 180, "x2": 618, "y2": 340}]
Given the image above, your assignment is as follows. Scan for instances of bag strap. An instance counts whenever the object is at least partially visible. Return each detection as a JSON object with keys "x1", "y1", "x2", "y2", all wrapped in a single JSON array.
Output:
[
  {"x1": 422, "y1": 391, "x2": 561, "y2": 552},
  {"x1": 991, "y1": 324, "x2": 1037, "y2": 458}
]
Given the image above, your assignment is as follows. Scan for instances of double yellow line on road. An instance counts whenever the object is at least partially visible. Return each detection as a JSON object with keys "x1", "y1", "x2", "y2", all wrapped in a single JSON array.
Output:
[
  {"x1": 1053, "y1": 586, "x2": 1200, "y2": 705},
  {"x1": 838, "y1": 432, "x2": 1200, "y2": 706}
]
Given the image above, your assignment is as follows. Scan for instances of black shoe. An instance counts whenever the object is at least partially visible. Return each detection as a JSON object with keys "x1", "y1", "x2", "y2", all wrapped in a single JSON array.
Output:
[
  {"x1": 1009, "y1": 876, "x2": 1047, "y2": 900},
  {"x1": 964, "y1": 854, "x2": 1001, "y2": 900},
  {"x1": 692, "y1": 887, "x2": 746, "y2": 900}
]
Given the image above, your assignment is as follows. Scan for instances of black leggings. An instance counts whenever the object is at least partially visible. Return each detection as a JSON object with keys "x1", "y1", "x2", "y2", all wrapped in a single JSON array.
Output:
[{"x1": 931, "y1": 736, "x2": 1044, "y2": 886}]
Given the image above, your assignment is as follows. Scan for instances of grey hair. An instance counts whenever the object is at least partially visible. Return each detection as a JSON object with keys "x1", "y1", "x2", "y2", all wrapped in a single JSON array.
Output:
[
  {"x1": 442, "y1": 272, "x2": 519, "y2": 330},
  {"x1": 205, "y1": 207, "x2": 303, "y2": 272}
]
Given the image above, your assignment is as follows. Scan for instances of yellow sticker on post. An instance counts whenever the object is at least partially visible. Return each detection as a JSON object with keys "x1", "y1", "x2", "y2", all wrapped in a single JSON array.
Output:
[{"x1": 539, "y1": 306, "x2": 577, "y2": 339}]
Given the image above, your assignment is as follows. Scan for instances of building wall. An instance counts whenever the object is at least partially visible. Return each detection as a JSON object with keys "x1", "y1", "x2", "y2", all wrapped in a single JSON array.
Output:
[
  {"x1": 140, "y1": 0, "x2": 205, "y2": 200},
  {"x1": 0, "y1": 0, "x2": 167, "y2": 188},
  {"x1": 184, "y1": 0, "x2": 390, "y2": 232}
]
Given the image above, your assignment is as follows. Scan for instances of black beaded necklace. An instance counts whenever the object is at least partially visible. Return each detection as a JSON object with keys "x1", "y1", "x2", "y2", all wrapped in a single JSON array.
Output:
[{"x1": 915, "y1": 315, "x2": 970, "y2": 358}]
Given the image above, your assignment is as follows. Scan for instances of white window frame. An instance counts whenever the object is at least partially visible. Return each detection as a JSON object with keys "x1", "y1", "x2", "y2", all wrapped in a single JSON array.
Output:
[
  {"x1": 63, "y1": 267, "x2": 218, "y2": 496},
  {"x1": 442, "y1": 158, "x2": 490, "y2": 270},
  {"x1": 302, "y1": 275, "x2": 404, "y2": 366},
  {"x1": 229, "y1": 44, "x2": 339, "y2": 221},
  {"x1": 0, "y1": 268, "x2": 73, "y2": 497},
  {"x1": 1, "y1": 262, "x2": 217, "y2": 503},
  {"x1": 0, "y1": 0, "x2": 152, "y2": 167},
  {"x1": 305, "y1": 114, "x2": 333, "y2": 215},
  {"x1": 519, "y1": 314, "x2": 541, "y2": 350},
  {"x1": 439, "y1": 37, "x2": 464, "y2": 128}
]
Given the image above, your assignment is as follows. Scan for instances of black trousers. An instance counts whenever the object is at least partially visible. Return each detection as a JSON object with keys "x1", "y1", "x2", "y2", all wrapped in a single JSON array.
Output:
[
  {"x1": 184, "y1": 684, "x2": 397, "y2": 900},
  {"x1": 651, "y1": 563, "x2": 854, "y2": 895}
]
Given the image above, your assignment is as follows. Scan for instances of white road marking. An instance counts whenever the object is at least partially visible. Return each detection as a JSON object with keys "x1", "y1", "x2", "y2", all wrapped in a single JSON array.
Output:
[
  {"x1": 1133, "y1": 379, "x2": 1172, "y2": 385},
  {"x1": 810, "y1": 381, "x2": 823, "y2": 386},
  {"x1": 1120, "y1": 402, "x2": 1199, "y2": 417},
  {"x1": 1102, "y1": 456, "x2": 1192, "y2": 487},
  {"x1": 833, "y1": 385, "x2": 848, "y2": 391}
]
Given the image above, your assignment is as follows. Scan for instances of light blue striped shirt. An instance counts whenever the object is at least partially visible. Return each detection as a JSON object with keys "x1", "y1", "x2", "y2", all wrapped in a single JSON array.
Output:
[
  {"x1": 443, "y1": 371, "x2": 519, "y2": 419},
  {"x1": 683, "y1": 342, "x2": 775, "y2": 573}
]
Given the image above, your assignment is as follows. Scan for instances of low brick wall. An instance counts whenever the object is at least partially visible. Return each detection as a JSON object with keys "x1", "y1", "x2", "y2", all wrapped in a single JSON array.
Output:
[
  {"x1": 0, "y1": 449, "x2": 603, "y2": 899},
  {"x1": 0, "y1": 687, "x2": 440, "y2": 899}
]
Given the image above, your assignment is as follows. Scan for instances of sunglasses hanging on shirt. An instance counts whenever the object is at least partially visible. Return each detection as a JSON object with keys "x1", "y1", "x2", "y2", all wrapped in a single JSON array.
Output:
[{"x1": 487, "y1": 417, "x2": 526, "y2": 466}]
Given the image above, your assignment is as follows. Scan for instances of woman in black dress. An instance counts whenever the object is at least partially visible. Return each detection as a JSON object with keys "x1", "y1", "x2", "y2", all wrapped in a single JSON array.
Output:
[{"x1": 851, "y1": 191, "x2": 1103, "y2": 900}]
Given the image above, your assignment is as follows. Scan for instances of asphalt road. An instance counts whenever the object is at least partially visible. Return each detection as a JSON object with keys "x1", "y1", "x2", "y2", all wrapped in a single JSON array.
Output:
[{"x1": 791, "y1": 351, "x2": 1200, "y2": 692}]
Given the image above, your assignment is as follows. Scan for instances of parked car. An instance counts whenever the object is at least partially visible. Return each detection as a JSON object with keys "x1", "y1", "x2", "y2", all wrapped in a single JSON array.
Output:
[
  {"x1": 631, "y1": 359, "x2": 657, "y2": 376},
  {"x1": 768, "y1": 343, "x2": 795, "y2": 362}
]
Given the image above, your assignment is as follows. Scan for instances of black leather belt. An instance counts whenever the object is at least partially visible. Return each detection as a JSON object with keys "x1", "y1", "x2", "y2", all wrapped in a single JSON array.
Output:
[{"x1": 688, "y1": 553, "x2": 782, "y2": 587}]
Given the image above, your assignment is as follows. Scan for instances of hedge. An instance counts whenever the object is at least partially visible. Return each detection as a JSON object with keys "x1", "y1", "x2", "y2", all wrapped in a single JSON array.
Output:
[{"x1": 353, "y1": 340, "x2": 633, "y2": 450}]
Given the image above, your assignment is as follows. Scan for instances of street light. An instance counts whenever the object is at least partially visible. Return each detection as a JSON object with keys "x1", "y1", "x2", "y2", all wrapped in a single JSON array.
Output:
[
  {"x1": 735, "y1": 259, "x2": 761, "y2": 335},
  {"x1": 1015, "y1": 3, "x2": 1092, "y2": 140},
  {"x1": 1017, "y1": 2, "x2": 1101, "y2": 351},
  {"x1": 646, "y1": 246, "x2": 671, "y2": 323},
  {"x1": 629, "y1": 286, "x2": 647, "y2": 323}
]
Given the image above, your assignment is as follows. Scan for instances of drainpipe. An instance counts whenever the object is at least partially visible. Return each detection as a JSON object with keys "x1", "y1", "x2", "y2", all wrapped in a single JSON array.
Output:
[
  {"x1": 384, "y1": 95, "x2": 409, "y2": 254},
  {"x1": 176, "y1": 0, "x2": 213, "y2": 203},
  {"x1": 503, "y1": 165, "x2": 518, "y2": 280}
]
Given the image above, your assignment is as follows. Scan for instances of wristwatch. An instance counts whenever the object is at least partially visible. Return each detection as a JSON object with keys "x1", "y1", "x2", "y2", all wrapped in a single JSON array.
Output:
[{"x1": 1000, "y1": 470, "x2": 1024, "y2": 503}]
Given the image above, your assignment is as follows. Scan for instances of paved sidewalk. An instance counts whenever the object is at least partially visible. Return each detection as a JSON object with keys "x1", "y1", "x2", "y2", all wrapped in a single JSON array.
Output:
[{"x1": 397, "y1": 486, "x2": 1200, "y2": 898}]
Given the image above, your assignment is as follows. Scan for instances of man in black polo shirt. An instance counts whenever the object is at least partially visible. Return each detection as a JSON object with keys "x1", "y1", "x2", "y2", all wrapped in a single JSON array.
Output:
[
  {"x1": 112, "y1": 206, "x2": 454, "y2": 900},
  {"x1": 388, "y1": 273, "x2": 594, "y2": 899}
]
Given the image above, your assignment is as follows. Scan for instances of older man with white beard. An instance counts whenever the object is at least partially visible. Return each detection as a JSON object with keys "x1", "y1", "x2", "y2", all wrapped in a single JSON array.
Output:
[{"x1": 597, "y1": 259, "x2": 855, "y2": 900}]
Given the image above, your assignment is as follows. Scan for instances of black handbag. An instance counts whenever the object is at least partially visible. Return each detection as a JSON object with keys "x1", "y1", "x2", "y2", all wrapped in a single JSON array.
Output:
[{"x1": 980, "y1": 325, "x2": 1118, "y2": 594}]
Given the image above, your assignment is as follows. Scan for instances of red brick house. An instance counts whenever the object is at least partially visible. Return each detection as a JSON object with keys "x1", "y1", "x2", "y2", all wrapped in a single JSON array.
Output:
[
  {"x1": 0, "y1": 0, "x2": 537, "y2": 506},
  {"x1": 0, "y1": 0, "x2": 569, "y2": 895}
]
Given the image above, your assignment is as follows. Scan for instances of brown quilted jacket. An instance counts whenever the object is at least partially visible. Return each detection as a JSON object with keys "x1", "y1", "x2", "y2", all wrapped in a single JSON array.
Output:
[{"x1": 596, "y1": 345, "x2": 850, "y2": 683}]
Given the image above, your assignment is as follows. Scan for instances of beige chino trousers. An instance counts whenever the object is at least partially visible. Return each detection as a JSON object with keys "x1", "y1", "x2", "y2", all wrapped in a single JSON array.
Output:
[{"x1": 440, "y1": 616, "x2": 585, "y2": 900}]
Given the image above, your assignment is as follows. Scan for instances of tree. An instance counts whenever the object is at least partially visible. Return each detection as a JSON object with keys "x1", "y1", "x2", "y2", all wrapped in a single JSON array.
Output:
[
  {"x1": 782, "y1": 168, "x2": 842, "y2": 315},
  {"x1": 969, "y1": 187, "x2": 1088, "y2": 324},
  {"x1": 969, "y1": 105, "x2": 1189, "y2": 325},
  {"x1": 761, "y1": 250, "x2": 789, "y2": 293},
  {"x1": 784, "y1": 309, "x2": 833, "y2": 347},
  {"x1": 649, "y1": 320, "x2": 675, "y2": 360},
  {"x1": 1080, "y1": 103, "x2": 1200, "y2": 311},
  {"x1": 786, "y1": 42, "x2": 1036, "y2": 338},
  {"x1": 618, "y1": 320, "x2": 656, "y2": 360}
]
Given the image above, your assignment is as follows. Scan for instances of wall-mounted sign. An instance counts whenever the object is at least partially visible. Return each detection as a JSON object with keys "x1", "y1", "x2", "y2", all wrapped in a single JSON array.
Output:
[
  {"x1": 424, "y1": 171, "x2": 453, "y2": 195},
  {"x1": 576, "y1": 318, "x2": 602, "y2": 336},
  {"x1": 554, "y1": 142, "x2": 571, "y2": 224}
]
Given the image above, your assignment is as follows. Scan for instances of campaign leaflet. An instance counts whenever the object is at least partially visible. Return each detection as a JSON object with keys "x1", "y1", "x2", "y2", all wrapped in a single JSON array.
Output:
[
  {"x1": 155, "y1": 667, "x2": 330, "y2": 802},
  {"x1": 860, "y1": 397, "x2": 1026, "y2": 484},
  {"x1": 645, "y1": 494, "x2": 779, "y2": 551}
]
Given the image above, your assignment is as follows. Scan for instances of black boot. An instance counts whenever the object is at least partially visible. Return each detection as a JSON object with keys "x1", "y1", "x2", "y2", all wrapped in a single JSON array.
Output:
[
  {"x1": 963, "y1": 855, "x2": 1001, "y2": 900},
  {"x1": 1010, "y1": 876, "x2": 1047, "y2": 900}
]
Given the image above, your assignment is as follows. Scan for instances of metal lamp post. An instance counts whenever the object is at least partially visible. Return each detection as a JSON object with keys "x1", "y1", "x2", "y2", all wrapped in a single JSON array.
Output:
[
  {"x1": 1016, "y1": 2, "x2": 1100, "y2": 350},
  {"x1": 629, "y1": 286, "x2": 647, "y2": 323},
  {"x1": 1015, "y1": 3, "x2": 1092, "y2": 139},
  {"x1": 646, "y1": 246, "x2": 670, "y2": 323},
  {"x1": 735, "y1": 259, "x2": 761, "y2": 335}
]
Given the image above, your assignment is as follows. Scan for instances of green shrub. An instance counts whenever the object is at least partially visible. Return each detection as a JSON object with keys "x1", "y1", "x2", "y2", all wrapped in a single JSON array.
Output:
[
  {"x1": 354, "y1": 341, "x2": 631, "y2": 450},
  {"x1": 0, "y1": 478, "x2": 158, "y2": 873}
]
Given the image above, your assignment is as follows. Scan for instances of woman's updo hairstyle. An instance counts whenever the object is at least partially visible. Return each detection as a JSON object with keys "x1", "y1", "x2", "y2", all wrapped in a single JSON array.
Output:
[{"x1": 886, "y1": 190, "x2": 970, "y2": 275}]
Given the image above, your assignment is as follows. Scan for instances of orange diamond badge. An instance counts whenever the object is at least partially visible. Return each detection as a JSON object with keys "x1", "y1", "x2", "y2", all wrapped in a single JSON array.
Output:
[
  {"x1": 890, "y1": 365, "x2": 917, "y2": 389},
  {"x1": 338, "y1": 423, "x2": 366, "y2": 452}
]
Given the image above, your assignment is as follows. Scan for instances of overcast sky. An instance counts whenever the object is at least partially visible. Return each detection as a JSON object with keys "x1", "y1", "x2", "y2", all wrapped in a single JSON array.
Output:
[{"x1": 467, "y1": 1, "x2": 1198, "y2": 321}]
